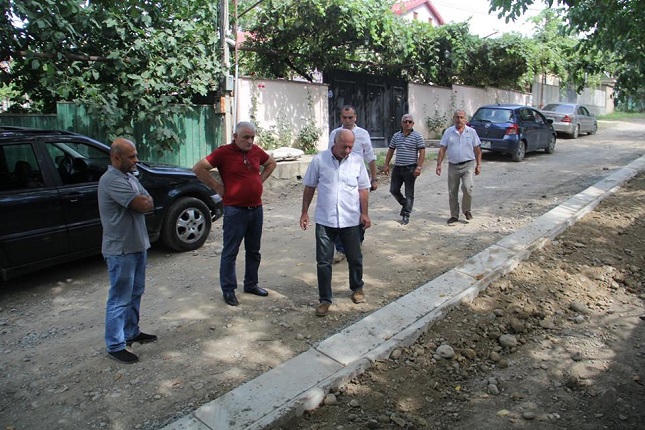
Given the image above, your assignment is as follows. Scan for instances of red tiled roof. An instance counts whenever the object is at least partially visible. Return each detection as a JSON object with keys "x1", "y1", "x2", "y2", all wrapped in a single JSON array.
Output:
[{"x1": 392, "y1": 0, "x2": 446, "y2": 25}]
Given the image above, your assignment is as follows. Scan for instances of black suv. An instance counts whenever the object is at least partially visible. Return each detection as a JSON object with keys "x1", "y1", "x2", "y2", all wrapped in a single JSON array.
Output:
[{"x1": 0, "y1": 127, "x2": 223, "y2": 281}]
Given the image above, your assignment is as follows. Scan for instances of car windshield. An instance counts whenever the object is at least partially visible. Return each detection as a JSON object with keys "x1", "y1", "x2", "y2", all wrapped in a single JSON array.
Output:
[
  {"x1": 543, "y1": 104, "x2": 574, "y2": 113},
  {"x1": 472, "y1": 108, "x2": 513, "y2": 124}
]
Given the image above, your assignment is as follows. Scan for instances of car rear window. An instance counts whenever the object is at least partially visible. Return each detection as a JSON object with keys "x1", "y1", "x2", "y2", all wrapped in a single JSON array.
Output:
[
  {"x1": 472, "y1": 108, "x2": 513, "y2": 124},
  {"x1": 543, "y1": 104, "x2": 574, "y2": 113}
]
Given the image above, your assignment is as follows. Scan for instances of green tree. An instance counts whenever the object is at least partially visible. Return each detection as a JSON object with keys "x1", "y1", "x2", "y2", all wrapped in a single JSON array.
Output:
[
  {"x1": 1, "y1": 0, "x2": 224, "y2": 152},
  {"x1": 489, "y1": 0, "x2": 645, "y2": 94},
  {"x1": 239, "y1": 0, "x2": 534, "y2": 90}
]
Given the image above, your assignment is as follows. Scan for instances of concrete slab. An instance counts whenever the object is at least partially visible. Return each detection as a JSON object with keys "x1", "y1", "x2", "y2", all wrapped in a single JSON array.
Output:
[
  {"x1": 271, "y1": 156, "x2": 312, "y2": 179},
  {"x1": 193, "y1": 349, "x2": 343, "y2": 430},
  {"x1": 497, "y1": 204, "x2": 576, "y2": 252},
  {"x1": 453, "y1": 244, "x2": 524, "y2": 283},
  {"x1": 315, "y1": 301, "x2": 423, "y2": 366},
  {"x1": 396, "y1": 270, "x2": 475, "y2": 316}
]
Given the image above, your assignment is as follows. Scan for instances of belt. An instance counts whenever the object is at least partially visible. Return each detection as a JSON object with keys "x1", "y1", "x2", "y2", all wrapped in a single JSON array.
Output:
[
  {"x1": 451, "y1": 160, "x2": 473, "y2": 166},
  {"x1": 232, "y1": 205, "x2": 261, "y2": 210}
]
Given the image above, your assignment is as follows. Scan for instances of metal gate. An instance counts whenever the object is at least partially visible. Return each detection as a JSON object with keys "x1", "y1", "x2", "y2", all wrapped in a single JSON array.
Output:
[{"x1": 324, "y1": 70, "x2": 408, "y2": 148}]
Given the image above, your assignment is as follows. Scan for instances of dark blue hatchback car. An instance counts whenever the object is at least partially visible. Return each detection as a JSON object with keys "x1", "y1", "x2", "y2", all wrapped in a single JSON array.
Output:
[{"x1": 468, "y1": 104, "x2": 557, "y2": 162}]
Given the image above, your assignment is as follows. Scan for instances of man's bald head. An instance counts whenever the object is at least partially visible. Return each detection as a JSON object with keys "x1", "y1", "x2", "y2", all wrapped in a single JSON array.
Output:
[
  {"x1": 110, "y1": 138, "x2": 135, "y2": 156},
  {"x1": 110, "y1": 137, "x2": 139, "y2": 173},
  {"x1": 331, "y1": 128, "x2": 355, "y2": 160}
]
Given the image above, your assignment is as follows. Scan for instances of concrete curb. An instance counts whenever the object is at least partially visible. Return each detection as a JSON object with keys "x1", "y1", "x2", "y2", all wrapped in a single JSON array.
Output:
[{"x1": 162, "y1": 155, "x2": 645, "y2": 430}]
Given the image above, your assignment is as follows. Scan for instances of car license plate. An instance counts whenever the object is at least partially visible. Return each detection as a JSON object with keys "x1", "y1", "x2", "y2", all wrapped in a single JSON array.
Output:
[{"x1": 480, "y1": 140, "x2": 491, "y2": 149}]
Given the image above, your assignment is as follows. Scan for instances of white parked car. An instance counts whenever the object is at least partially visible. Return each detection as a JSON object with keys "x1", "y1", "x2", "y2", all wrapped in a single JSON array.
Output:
[{"x1": 540, "y1": 103, "x2": 597, "y2": 139}]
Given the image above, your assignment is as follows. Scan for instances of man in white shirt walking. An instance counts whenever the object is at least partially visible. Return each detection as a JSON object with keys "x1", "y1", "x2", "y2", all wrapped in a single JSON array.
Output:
[
  {"x1": 328, "y1": 105, "x2": 378, "y2": 263},
  {"x1": 300, "y1": 129, "x2": 371, "y2": 317}
]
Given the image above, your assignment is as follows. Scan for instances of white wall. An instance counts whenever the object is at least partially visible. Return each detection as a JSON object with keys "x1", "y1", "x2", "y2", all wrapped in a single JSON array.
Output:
[
  {"x1": 532, "y1": 77, "x2": 614, "y2": 115},
  {"x1": 232, "y1": 76, "x2": 612, "y2": 146},
  {"x1": 409, "y1": 83, "x2": 531, "y2": 139},
  {"x1": 236, "y1": 77, "x2": 329, "y2": 150}
]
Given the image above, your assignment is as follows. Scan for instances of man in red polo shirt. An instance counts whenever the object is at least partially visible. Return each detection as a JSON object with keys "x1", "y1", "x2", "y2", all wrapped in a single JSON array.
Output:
[{"x1": 193, "y1": 122, "x2": 277, "y2": 306}]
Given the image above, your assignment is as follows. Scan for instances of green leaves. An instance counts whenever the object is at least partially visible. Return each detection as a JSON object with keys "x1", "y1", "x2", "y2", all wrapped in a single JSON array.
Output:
[
  {"x1": 490, "y1": 0, "x2": 645, "y2": 95},
  {"x1": 2, "y1": 0, "x2": 224, "y2": 153}
]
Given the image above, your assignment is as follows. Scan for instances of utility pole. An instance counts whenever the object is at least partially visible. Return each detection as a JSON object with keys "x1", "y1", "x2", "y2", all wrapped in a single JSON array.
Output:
[{"x1": 220, "y1": 0, "x2": 232, "y2": 144}]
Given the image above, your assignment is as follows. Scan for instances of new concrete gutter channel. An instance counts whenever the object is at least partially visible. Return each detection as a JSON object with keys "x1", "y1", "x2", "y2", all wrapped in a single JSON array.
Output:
[{"x1": 164, "y1": 155, "x2": 645, "y2": 430}]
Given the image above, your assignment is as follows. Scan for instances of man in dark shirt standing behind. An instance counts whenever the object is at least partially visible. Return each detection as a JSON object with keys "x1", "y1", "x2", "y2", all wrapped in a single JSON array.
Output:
[
  {"x1": 193, "y1": 122, "x2": 277, "y2": 306},
  {"x1": 98, "y1": 138, "x2": 157, "y2": 364}
]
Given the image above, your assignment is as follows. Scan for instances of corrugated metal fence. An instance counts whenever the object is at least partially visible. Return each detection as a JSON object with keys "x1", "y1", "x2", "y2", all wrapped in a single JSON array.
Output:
[{"x1": 0, "y1": 103, "x2": 224, "y2": 168}]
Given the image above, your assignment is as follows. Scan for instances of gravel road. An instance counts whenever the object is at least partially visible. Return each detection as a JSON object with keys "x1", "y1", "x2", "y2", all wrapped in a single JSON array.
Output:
[{"x1": 1, "y1": 119, "x2": 643, "y2": 430}]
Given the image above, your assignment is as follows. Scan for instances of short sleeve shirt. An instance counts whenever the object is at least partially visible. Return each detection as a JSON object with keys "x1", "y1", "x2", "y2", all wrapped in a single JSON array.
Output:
[
  {"x1": 439, "y1": 125, "x2": 481, "y2": 163},
  {"x1": 328, "y1": 125, "x2": 376, "y2": 164},
  {"x1": 303, "y1": 150, "x2": 370, "y2": 228},
  {"x1": 205, "y1": 144, "x2": 270, "y2": 207},
  {"x1": 388, "y1": 129, "x2": 425, "y2": 166},
  {"x1": 98, "y1": 165, "x2": 151, "y2": 255}
]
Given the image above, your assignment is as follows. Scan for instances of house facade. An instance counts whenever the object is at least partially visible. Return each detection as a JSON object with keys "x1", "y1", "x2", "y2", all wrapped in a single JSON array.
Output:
[{"x1": 392, "y1": 0, "x2": 446, "y2": 26}]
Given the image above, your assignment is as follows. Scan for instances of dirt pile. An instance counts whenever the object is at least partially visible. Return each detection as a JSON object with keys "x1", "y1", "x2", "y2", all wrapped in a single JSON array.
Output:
[{"x1": 274, "y1": 172, "x2": 645, "y2": 430}]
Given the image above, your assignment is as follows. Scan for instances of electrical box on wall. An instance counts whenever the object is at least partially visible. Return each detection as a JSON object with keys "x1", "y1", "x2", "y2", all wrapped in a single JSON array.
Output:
[{"x1": 224, "y1": 75, "x2": 234, "y2": 92}]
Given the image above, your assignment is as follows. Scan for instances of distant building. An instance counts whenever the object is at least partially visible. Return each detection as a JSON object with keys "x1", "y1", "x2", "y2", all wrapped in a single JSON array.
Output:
[{"x1": 392, "y1": 0, "x2": 446, "y2": 26}]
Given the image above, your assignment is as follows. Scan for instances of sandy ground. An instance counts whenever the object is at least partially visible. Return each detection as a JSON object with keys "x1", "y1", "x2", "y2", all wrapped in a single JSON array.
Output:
[{"x1": 0, "y1": 119, "x2": 643, "y2": 430}]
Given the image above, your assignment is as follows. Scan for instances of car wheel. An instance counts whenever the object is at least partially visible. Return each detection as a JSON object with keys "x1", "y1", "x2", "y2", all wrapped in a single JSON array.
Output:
[
  {"x1": 588, "y1": 123, "x2": 597, "y2": 135},
  {"x1": 161, "y1": 197, "x2": 212, "y2": 251},
  {"x1": 545, "y1": 134, "x2": 556, "y2": 153},
  {"x1": 511, "y1": 141, "x2": 526, "y2": 162},
  {"x1": 571, "y1": 124, "x2": 580, "y2": 139}
]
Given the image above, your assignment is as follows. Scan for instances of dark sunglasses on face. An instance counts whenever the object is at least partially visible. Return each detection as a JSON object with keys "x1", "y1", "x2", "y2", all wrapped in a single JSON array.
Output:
[{"x1": 403, "y1": 120, "x2": 413, "y2": 124}]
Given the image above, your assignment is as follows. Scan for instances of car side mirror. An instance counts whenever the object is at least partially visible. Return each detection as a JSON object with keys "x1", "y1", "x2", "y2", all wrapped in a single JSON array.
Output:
[{"x1": 547, "y1": 119, "x2": 553, "y2": 124}]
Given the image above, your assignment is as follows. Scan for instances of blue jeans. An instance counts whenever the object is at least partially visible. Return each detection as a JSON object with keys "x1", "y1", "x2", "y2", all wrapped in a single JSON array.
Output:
[
  {"x1": 390, "y1": 164, "x2": 418, "y2": 217},
  {"x1": 104, "y1": 251, "x2": 147, "y2": 352},
  {"x1": 316, "y1": 224, "x2": 363, "y2": 304},
  {"x1": 220, "y1": 205, "x2": 263, "y2": 294}
]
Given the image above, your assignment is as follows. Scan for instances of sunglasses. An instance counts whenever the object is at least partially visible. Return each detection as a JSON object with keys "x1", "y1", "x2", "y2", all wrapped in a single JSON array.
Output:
[
  {"x1": 403, "y1": 120, "x2": 413, "y2": 124},
  {"x1": 243, "y1": 154, "x2": 252, "y2": 170}
]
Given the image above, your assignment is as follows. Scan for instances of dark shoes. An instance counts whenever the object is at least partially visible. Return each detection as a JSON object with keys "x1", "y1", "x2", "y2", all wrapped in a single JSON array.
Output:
[
  {"x1": 223, "y1": 292, "x2": 239, "y2": 306},
  {"x1": 447, "y1": 217, "x2": 459, "y2": 225},
  {"x1": 244, "y1": 285, "x2": 269, "y2": 297},
  {"x1": 126, "y1": 332, "x2": 158, "y2": 346},
  {"x1": 401, "y1": 215, "x2": 409, "y2": 225},
  {"x1": 224, "y1": 287, "x2": 268, "y2": 306},
  {"x1": 108, "y1": 349, "x2": 139, "y2": 364},
  {"x1": 464, "y1": 211, "x2": 473, "y2": 220}
]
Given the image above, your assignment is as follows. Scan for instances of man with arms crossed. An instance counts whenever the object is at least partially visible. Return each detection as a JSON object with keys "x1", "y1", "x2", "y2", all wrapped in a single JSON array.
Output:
[{"x1": 98, "y1": 138, "x2": 157, "y2": 364}]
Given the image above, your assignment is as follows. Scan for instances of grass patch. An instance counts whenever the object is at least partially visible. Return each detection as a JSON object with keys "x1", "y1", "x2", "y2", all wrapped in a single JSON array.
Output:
[
  {"x1": 375, "y1": 149, "x2": 437, "y2": 168},
  {"x1": 597, "y1": 112, "x2": 645, "y2": 122}
]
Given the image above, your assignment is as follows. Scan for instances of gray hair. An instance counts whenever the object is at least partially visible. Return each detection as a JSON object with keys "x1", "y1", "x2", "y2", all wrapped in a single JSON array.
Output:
[{"x1": 235, "y1": 121, "x2": 256, "y2": 133}]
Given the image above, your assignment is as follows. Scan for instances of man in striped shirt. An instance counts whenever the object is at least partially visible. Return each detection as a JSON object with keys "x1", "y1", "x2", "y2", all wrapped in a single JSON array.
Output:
[{"x1": 383, "y1": 114, "x2": 426, "y2": 225}]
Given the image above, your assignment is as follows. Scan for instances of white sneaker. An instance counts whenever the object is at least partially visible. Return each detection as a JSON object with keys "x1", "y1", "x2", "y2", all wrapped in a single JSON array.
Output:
[{"x1": 333, "y1": 251, "x2": 345, "y2": 263}]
